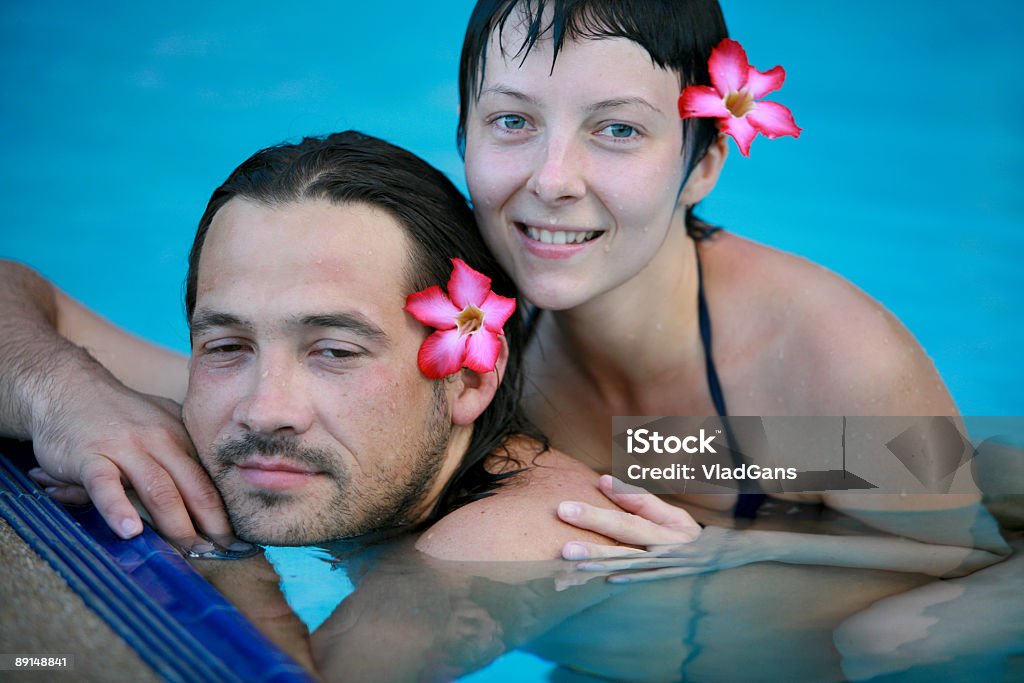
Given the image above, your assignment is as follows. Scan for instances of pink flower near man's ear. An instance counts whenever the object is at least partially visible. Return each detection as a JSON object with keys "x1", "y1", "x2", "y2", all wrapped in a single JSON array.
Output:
[
  {"x1": 404, "y1": 258, "x2": 516, "y2": 379},
  {"x1": 679, "y1": 38, "x2": 801, "y2": 157}
]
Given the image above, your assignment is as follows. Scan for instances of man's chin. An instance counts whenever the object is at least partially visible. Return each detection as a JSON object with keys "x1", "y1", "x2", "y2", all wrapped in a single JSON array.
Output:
[{"x1": 224, "y1": 498, "x2": 365, "y2": 546}]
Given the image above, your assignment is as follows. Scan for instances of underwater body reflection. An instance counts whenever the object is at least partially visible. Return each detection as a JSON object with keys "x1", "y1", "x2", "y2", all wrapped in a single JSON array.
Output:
[{"x1": 193, "y1": 496, "x2": 1024, "y2": 682}]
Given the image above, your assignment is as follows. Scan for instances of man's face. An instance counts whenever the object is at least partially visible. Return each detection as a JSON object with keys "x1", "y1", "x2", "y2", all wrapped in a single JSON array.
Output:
[{"x1": 183, "y1": 198, "x2": 457, "y2": 545}]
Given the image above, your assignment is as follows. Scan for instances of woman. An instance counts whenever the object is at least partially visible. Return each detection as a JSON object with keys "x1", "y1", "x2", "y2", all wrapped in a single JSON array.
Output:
[{"x1": 454, "y1": 0, "x2": 1007, "y2": 576}]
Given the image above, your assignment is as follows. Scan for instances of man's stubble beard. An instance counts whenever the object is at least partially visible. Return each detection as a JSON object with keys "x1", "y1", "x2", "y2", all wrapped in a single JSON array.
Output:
[{"x1": 209, "y1": 383, "x2": 452, "y2": 545}]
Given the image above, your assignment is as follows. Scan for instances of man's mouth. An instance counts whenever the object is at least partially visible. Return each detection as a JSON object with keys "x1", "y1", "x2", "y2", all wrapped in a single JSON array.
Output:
[{"x1": 235, "y1": 457, "x2": 324, "y2": 491}]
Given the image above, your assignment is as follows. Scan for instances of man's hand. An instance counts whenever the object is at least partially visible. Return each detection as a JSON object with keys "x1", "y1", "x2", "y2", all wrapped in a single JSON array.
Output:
[
  {"x1": 0, "y1": 260, "x2": 244, "y2": 553},
  {"x1": 26, "y1": 361, "x2": 242, "y2": 553}
]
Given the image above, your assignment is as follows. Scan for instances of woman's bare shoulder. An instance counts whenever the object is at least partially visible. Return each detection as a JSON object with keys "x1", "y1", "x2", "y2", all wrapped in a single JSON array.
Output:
[{"x1": 704, "y1": 233, "x2": 954, "y2": 415}]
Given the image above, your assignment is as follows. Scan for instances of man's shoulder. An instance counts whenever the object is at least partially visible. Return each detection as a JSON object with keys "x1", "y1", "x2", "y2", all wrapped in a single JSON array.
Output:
[{"x1": 416, "y1": 444, "x2": 619, "y2": 561}]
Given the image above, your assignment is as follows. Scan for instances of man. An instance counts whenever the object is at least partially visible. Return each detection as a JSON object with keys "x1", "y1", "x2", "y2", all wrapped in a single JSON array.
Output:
[{"x1": 0, "y1": 131, "x2": 651, "y2": 559}]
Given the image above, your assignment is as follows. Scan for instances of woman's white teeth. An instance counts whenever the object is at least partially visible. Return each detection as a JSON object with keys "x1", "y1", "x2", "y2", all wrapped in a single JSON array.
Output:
[{"x1": 525, "y1": 226, "x2": 598, "y2": 244}]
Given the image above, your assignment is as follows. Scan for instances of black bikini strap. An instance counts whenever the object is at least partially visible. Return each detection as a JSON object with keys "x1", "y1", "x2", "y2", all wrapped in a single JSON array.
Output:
[{"x1": 695, "y1": 247, "x2": 728, "y2": 418}]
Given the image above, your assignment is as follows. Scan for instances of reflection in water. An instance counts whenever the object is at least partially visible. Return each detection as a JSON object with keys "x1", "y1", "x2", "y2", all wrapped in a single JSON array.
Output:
[{"x1": 193, "y1": 503, "x2": 1024, "y2": 682}]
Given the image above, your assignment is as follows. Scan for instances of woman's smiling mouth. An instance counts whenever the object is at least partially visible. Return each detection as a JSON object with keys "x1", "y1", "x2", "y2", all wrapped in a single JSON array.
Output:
[{"x1": 515, "y1": 222, "x2": 605, "y2": 258}]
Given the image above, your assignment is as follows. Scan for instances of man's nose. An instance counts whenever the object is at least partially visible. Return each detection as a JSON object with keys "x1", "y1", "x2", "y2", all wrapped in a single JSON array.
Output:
[
  {"x1": 526, "y1": 134, "x2": 586, "y2": 204},
  {"x1": 233, "y1": 354, "x2": 314, "y2": 436}
]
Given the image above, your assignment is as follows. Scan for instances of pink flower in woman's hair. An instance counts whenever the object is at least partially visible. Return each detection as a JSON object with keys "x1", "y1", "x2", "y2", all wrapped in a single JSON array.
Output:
[
  {"x1": 679, "y1": 38, "x2": 801, "y2": 157},
  {"x1": 404, "y1": 258, "x2": 516, "y2": 379}
]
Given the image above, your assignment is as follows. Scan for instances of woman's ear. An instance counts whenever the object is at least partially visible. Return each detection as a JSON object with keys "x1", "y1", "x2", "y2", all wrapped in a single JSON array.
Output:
[
  {"x1": 449, "y1": 336, "x2": 509, "y2": 426},
  {"x1": 679, "y1": 134, "x2": 729, "y2": 207}
]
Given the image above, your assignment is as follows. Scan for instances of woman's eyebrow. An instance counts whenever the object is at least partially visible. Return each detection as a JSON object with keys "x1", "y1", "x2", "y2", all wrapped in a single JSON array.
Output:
[
  {"x1": 479, "y1": 86, "x2": 664, "y2": 117},
  {"x1": 479, "y1": 85, "x2": 540, "y2": 107},
  {"x1": 585, "y1": 97, "x2": 664, "y2": 116}
]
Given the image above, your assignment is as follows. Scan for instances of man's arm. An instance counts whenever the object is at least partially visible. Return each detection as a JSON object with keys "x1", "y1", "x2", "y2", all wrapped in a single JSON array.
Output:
[{"x1": 0, "y1": 259, "x2": 236, "y2": 550}]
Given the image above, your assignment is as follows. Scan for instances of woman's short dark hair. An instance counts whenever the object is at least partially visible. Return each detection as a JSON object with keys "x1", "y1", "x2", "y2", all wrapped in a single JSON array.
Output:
[
  {"x1": 184, "y1": 130, "x2": 539, "y2": 521},
  {"x1": 457, "y1": 0, "x2": 728, "y2": 239}
]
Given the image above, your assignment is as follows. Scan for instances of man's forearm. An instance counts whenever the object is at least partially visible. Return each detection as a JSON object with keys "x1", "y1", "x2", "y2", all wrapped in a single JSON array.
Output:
[{"x1": 0, "y1": 260, "x2": 99, "y2": 438}]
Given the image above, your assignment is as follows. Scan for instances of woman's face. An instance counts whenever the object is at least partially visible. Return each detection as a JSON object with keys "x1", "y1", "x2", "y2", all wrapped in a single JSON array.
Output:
[{"x1": 464, "y1": 31, "x2": 690, "y2": 311}]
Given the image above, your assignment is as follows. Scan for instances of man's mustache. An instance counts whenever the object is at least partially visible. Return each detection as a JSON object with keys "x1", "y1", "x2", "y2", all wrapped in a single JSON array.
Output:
[{"x1": 213, "y1": 432, "x2": 340, "y2": 474}]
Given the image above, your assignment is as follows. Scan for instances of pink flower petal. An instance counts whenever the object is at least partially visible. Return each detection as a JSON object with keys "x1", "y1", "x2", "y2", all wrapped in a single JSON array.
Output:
[
  {"x1": 708, "y1": 39, "x2": 750, "y2": 95},
  {"x1": 448, "y1": 258, "x2": 492, "y2": 309},
  {"x1": 720, "y1": 115, "x2": 759, "y2": 157},
  {"x1": 747, "y1": 100, "x2": 802, "y2": 139},
  {"x1": 417, "y1": 328, "x2": 467, "y2": 379},
  {"x1": 463, "y1": 330, "x2": 502, "y2": 374},
  {"x1": 679, "y1": 86, "x2": 730, "y2": 119},
  {"x1": 479, "y1": 291, "x2": 516, "y2": 333},
  {"x1": 405, "y1": 286, "x2": 460, "y2": 329},
  {"x1": 745, "y1": 65, "x2": 786, "y2": 100}
]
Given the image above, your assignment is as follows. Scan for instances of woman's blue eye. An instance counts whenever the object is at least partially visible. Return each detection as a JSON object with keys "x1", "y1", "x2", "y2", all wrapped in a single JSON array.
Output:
[
  {"x1": 603, "y1": 123, "x2": 637, "y2": 138},
  {"x1": 498, "y1": 115, "x2": 527, "y2": 130}
]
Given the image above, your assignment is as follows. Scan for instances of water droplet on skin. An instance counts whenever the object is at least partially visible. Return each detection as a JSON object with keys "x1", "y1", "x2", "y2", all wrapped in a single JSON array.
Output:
[
  {"x1": 262, "y1": 369, "x2": 270, "y2": 378},
  {"x1": 604, "y1": 242, "x2": 611, "y2": 253}
]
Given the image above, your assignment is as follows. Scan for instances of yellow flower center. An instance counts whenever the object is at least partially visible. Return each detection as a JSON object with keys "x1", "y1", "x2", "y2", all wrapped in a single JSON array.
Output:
[
  {"x1": 456, "y1": 305, "x2": 485, "y2": 337},
  {"x1": 724, "y1": 89, "x2": 755, "y2": 118}
]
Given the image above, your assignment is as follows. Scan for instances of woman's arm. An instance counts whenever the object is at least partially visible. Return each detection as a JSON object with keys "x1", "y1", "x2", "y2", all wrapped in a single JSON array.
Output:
[{"x1": 558, "y1": 476, "x2": 1009, "y2": 580}]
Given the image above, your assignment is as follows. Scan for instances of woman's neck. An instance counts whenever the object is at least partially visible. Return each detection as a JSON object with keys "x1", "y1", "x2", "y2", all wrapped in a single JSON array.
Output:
[{"x1": 538, "y1": 229, "x2": 708, "y2": 407}]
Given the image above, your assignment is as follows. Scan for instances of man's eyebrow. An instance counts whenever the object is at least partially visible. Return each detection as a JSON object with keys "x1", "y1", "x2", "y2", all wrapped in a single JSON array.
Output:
[
  {"x1": 190, "y1": 310, "x2": 251, "y2": 335},
  {"x1": 291, "y1": 313, "x2": 390, "y2": 344}
]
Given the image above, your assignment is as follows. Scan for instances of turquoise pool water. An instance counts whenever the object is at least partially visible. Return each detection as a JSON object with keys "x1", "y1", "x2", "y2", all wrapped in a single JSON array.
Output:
[
  {"x1": 1, "y1": 0, "x2": 1020, "y2": 413},
  {"x1": 2, "y1": 1, "x2": 1022, "y2": 680}
]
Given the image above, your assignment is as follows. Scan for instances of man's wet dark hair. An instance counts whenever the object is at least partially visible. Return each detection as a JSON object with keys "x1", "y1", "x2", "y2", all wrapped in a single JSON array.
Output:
[
  {"x1": 457, "y1": 0, "x2": 728, "y2": 239},
  {"x1": 184, "y1": 130, "x2": 539, "y2": 521}
]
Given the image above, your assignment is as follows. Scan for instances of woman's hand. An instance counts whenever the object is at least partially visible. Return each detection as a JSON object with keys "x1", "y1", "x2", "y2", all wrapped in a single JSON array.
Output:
[{"x1": 558, "y1": 474, "x2": 774, "y2": 582}]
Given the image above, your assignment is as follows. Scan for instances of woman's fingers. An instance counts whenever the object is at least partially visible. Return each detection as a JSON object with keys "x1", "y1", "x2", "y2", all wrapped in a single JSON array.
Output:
[
  {"x1": 558, "y1": 498, "x2": 699, "y2": 546},
  {"x1": 597, "y1": 475, "x2": 701, "y2": 535},
  {"x1": 577, "y1": 553, "x2": 713, "y2": 572},
  {"x1": 607, "y1": 566, "x2": 713, "y2": 583},
  {"x1": 562, "y1": 541, "x2": 647, "y2": 561}
]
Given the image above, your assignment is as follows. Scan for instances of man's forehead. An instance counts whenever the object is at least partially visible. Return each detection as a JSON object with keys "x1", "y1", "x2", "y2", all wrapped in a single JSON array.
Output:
[{"x1": 199, "y1": 197, "x2": 412, "y2": 295}]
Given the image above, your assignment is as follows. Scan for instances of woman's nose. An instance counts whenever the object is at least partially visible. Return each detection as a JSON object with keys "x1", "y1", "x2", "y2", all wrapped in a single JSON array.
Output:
[{"x1": 527, "y1": 135, "x2": 586, "y2": 204}]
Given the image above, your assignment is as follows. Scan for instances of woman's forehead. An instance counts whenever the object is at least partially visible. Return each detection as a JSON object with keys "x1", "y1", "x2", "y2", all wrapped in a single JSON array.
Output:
[{"x1": 478, "y1": 32, "x2": 680, "y2": 101}]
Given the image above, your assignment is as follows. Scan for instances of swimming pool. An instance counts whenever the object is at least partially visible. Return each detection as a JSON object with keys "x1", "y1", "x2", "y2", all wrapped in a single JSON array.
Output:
[{"x1": 1, "y1": 1, "x2": 1021, "y2": 680}]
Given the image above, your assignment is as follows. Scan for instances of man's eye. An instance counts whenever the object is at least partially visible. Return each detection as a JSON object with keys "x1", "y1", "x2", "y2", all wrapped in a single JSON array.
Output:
[
  {"x1": 208, "y1": 343, "x2": 245, "y2": 354},
  {"x1": 317, "y1": 348, "x2": 355, "y2": 359}
]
